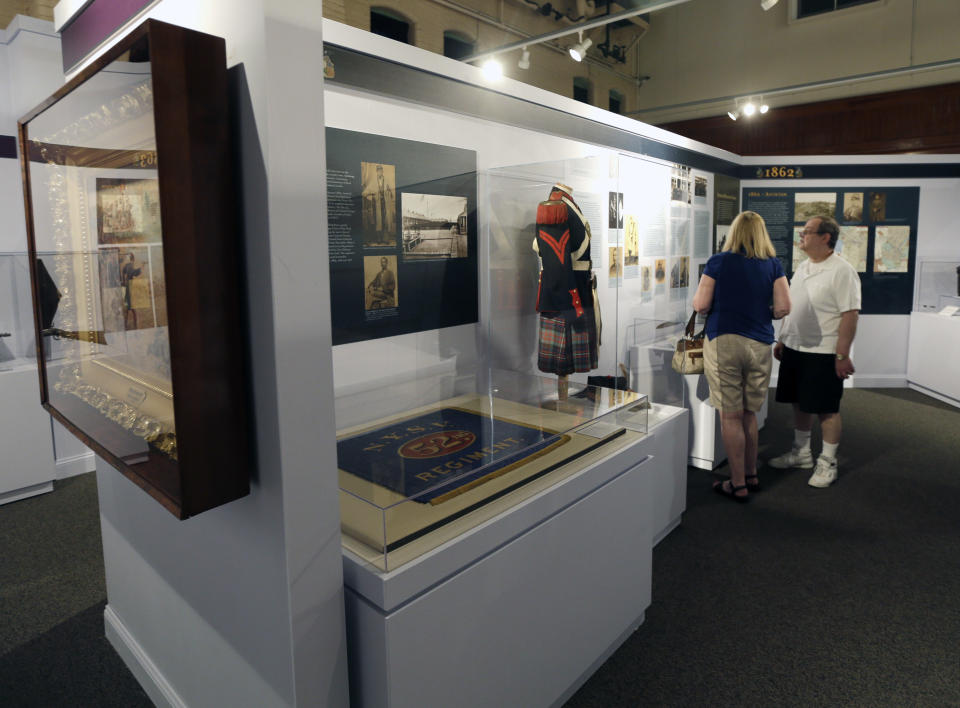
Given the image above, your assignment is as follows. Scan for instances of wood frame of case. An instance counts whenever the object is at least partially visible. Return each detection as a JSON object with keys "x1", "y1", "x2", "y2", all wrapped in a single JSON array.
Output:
[{"x1": 17, "y1": 19, "x2": 250, "y2": 519}]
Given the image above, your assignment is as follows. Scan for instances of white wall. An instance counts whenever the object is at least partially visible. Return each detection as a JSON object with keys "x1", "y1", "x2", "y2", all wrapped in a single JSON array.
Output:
[{"x1": 67, "y1": 1, "x2": 349, "y2": 707}]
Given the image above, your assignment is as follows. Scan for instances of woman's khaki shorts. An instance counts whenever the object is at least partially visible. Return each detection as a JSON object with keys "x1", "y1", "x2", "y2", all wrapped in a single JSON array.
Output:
[{"x1": 703, "y1": 333, "x2": 772, "y2": 412}]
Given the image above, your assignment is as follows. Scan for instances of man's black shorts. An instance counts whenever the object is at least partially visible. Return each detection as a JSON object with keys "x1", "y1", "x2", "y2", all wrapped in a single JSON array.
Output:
[{"x1": 775, "y1": 345, "x2": 843, "y2": 414}]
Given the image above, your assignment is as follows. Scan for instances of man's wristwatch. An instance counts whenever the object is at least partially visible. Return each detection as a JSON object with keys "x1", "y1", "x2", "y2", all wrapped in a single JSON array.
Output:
[{"x1": 836, "y1": 353, "x2": 848, "y2": 361}]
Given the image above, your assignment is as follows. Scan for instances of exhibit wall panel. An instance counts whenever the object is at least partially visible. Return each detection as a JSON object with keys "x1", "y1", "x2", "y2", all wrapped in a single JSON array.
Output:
[
  {"x1": 324, "y1": 84, "x2": 618, "y2": 387},
  {"x1": 744, "y1": 174, "x2": 960, "y2": 387},
  {"x1": 324, "y1": 86, "x2": 713, "y2": 393},
  {"x1": 75, "y1": 1, "x2": 349, "y2": 707}
]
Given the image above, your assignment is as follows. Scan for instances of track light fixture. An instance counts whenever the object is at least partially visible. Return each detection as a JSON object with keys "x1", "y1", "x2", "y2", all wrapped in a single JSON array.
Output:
[
  {"x1": 518, "y1": 47, "x2": 530, "y2": 70},
  {"x1": 569, "y1": 31, "x2": 592, "y2": 62},
  {"x1": 729, "y1": 96, "x2": 770, "y2": 120},
  {"x1": 481, "y1": 58, "x2": 503, "y2": 81}
]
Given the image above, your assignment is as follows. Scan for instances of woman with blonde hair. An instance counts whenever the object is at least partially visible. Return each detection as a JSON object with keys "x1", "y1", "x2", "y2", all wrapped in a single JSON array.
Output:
[{"x1": 693, "y1": 211, "x2": 791, "y2": 502}]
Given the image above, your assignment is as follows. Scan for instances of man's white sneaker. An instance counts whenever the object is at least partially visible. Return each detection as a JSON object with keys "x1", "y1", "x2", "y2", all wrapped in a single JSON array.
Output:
[
  {"x1": 768, "y1": 447, "x2": 814, "y2": 470},
  {"x1": 807, "y1": 456, "x2": 838, "y2": 488}
]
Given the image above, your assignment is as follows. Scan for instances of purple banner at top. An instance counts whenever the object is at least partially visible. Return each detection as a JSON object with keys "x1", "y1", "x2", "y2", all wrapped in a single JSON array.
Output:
[{"x1": 61, "y1": 0, "x2": 153, "y2": 71}]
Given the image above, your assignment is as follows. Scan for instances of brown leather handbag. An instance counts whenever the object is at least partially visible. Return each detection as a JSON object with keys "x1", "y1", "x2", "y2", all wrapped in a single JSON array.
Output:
[{"x1": 670, "y1": 310, "x2": 705, "y2": 375}]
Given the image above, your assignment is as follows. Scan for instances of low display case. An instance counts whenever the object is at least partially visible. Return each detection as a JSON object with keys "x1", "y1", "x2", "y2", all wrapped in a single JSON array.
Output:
[
  {"x1": 18, "y1": 20, "x2": 250, "y2": 518},
  {"x1": 914, "y1": 259, "x2": 960, "y2": 312},
  {"x1": 337, "y1": 368, "x2": 646, "y2": 570},
  {"x1": 0, "y1": 253, "x2": 36, "y2": 373}
]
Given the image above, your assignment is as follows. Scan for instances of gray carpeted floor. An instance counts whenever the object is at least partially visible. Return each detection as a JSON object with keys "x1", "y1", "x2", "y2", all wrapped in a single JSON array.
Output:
[
  {"x1": 1, "y1": 389, "x2": 958, "y2": 707},
  {"x1": 0, "y1": 472, "x2": 152, "y2": 707},
  {"x1": 567, "y1": 388, "x2": 960, "y2": 707}
]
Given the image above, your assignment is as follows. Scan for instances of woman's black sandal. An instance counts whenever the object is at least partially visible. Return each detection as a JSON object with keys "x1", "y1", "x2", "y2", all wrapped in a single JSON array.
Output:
[
  {"x1": 745, "y1": 474, "x2": 761, "y2": 492},
  {"x1": 713, "y1": 480, "x2": 750, "y2": 503}
]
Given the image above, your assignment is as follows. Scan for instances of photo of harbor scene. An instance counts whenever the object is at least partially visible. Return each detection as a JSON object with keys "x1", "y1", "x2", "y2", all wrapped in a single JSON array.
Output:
[{"x1": 401, "y1": 193, "x2": 469, "y2": 260}]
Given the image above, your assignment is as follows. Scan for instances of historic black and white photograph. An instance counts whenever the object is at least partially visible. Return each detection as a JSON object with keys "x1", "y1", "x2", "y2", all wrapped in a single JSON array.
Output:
[
  {"x1": 401, "y1": 193, "x2": 469, "y2": 260},
  {"x1": 361, "y1": 161, "x2": 397, "y2": 246},
  {"x1": 364, "y1": 254, "x2": 398, "y2": 310},
  {"x1": 670, "y1": 256, "x2": 689, "y2": 288},
  {"x1": 671, "y1": 164, "x2": 692, "y2": 204},
  {"x1": 794, "y1": 192, "x2": 836, "y2": 222},
  {"x1": 694, "y1": 175, "x2": 707, "y2": 198},
  {"x1": 624, "y1": 214, "x2": 639, "y2": 266},
  {"x1": 608, "y1": 191, "x2": 624, "y2": 229},
  {"x1": 868, "y1": 191, "x2": 887, "y2": 222},
  {"x1": 843, "y1": 192, "x2": 864, "y2": 221}
]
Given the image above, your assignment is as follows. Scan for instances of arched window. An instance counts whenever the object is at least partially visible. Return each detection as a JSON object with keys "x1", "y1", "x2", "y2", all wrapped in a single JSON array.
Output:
[
  {"x1": 573, "y1": 77, "x2": 591, "y2": 105},
  {"x1": 443, "y1": 30, "x2": 474, "y2": 60},
  {"x1": 609, "y1": 89, "x2": 624, "y2": 114},
  {"x1": 370, "y1": 7, "x2": 411, "y2": 44}
]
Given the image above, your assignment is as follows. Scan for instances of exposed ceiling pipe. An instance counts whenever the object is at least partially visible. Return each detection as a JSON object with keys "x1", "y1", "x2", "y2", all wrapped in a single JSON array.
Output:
[
  {"x1": 428, "y1": 0, "x2": 642, "y2": 83},
  {"x1": 460, "y1": 0, "x2": 694, "y2": 64}
]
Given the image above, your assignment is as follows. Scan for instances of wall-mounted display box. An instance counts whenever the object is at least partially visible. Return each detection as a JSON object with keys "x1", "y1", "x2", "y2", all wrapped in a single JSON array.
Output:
[{"x1": 18, "y1": 20, "x2": 250, "y2": 518}]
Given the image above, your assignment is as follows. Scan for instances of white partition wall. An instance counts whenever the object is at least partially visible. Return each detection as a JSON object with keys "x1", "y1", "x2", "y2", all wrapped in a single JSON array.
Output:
[{"x1": 56, "y1": 2, "x2": 351, "y2": 707}]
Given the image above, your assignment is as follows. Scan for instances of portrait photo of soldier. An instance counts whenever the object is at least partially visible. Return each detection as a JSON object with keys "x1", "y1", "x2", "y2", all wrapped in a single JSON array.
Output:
[
  {"x1": 361, "y1": 162, "x2": 397, "y2": 246},
  {"x1": 364, "y1": 255, "x2": 398, "y2": 310}
]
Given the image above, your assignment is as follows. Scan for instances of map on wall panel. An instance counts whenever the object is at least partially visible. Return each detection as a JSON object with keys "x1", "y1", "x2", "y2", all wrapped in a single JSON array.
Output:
[
  {"x1": 325, "y1": 128, "x2": 479, "y2": 345},
  {"x1": 742, "y1": 187, "x2": 920, "y2": 315}
]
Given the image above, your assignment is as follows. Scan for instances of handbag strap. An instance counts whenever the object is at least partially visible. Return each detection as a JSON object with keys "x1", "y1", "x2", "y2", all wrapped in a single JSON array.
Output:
[{"x1": 683, "y1": 309, "x2": 706, "y2": 340}]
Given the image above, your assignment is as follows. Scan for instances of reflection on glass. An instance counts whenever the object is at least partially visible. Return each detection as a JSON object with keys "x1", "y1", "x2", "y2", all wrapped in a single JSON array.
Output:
[{"x1": 23, "y1": 36, "x2": 177, "y2": 465}]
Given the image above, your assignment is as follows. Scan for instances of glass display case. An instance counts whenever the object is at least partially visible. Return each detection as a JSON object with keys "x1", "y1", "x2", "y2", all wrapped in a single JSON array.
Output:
[
  {"x1": 18, "y1": 20, "x2": 250, "y2": 519},
  {"x1": 0, "y1": 253, "x2": 36, "y2": 373},
  {"x1": 333, "y1": 153, "x2": 698, "y2": 570},
  {"x1": 337, "y1": 369, "x2": 646, "y2": 571},
  {"x1": 914, "y1": 260, "x2": 960, "y2": 312}
]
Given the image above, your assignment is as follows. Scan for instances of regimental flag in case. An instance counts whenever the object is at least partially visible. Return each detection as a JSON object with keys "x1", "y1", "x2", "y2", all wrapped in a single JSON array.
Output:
[{"x1": 336, "y1": 407, "x2": 567, "y2": 504}]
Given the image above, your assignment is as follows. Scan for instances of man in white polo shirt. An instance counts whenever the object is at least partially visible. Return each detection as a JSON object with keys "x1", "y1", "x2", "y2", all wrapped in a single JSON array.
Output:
[{"x1": 770, "y1": 215, "x2": 861, "y2": 488}]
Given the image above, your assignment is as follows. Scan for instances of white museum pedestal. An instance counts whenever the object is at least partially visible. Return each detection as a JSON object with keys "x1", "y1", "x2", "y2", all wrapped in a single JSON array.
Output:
[
  {"x1": 0, "y1": 362, "x2": 56, "y2": 504},
  {"x1": 342, "y1": 408, "x2": 687, "y2": 708},
  {"x1": 907, "y1": 311, "x2": 960, "y2": 407}
]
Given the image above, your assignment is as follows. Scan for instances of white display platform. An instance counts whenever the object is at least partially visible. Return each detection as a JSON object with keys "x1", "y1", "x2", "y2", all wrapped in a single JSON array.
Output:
[
  {"x1": 630, "y1": 344, "x2": 766, "y2": 471},
  {"x1": 644, "y1": 403, "x2": 689, "y2": 545},
  {"x1": 0, "y1": 366, "x2": 56, "y2": 504},
  {"x1": 342, "y1": 423, "x2": 682, "y2": 708},
  {"x1": 683, "y1": 373, "x2": 768, "y2": 471},
  {"x1": 907, "y1": 312, "x2": 960, "y2": 408}
]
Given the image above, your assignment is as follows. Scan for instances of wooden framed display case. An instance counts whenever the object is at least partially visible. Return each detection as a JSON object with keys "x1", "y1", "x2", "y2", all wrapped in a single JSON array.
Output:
[{"x1": 17, "y1": 20, "x2": 250, "y2": 519}]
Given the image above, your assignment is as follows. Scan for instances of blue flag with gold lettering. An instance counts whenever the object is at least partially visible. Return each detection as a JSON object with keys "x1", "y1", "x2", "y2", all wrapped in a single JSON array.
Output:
[{"x1": 337, "y1": 407, "x2": 565, "y2": 504}]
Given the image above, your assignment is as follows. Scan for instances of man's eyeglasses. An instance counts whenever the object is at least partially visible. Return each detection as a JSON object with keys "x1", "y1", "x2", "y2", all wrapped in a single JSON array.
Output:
[{"x1": 800, "y1": 228, "x2": 824, "y2": 235}]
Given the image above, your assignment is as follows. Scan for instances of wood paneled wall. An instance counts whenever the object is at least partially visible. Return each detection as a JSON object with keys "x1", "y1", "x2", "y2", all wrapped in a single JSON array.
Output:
[{"x1": 658, "y1": 82, "x2": 960, "y2": 155}]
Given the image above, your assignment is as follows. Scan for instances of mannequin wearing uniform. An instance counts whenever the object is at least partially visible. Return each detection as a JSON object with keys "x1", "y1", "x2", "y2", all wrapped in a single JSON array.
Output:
[{"x1": 533, "y1": 182, "x2": 599, "y2": 398}]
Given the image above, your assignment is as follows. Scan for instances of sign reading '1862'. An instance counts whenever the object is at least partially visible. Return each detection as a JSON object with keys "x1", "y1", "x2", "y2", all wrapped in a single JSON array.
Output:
[{"x1": 755, "y1": 166, "x2": 805, "y2": 179}]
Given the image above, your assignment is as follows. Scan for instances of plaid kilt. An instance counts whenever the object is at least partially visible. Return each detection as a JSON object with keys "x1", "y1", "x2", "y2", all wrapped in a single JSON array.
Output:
[{"x1": 538, "y1": 310, "x2": 598, "y2": 375}]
